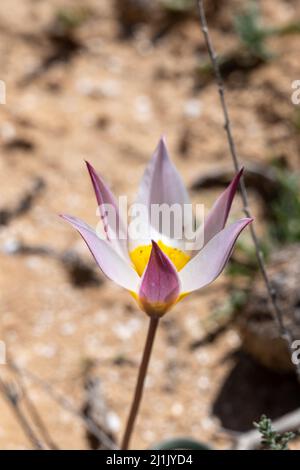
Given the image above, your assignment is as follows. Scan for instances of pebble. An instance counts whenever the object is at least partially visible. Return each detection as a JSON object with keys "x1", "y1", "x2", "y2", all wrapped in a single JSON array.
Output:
[
  {"x1": 107, "y1": 411, "x2": 121, "y2": 433},
  {"x1": 2, "y1": 238, "x2": 20, "y2": 254},
  {"x1": 201, "y1": 416, "x2": 215, "y2": 431},
  {"x1": 197, "y1": 375, "x2": 210, "y2": 390},
  {"x1": 195, "y1": 350, "x2": 210, "y2": 365},
  {"x1": 226, "y1": 329, "x2": 241, "y2": 348},
  {"x1": 60, "y1": 322, "x2": 76, "y2": 336},
  {"x1": 34, "y1": 343, "x2": 57, "y2": 359},
  {"x1": 184, "y1": 99, "x2": 202, "y2": 119},
  {"x1": 134, "y1": 95, "x2": 152, "y2": 122},
  {"x1": 93, "y1": 310, "x2": 108, "y2": 325},
  {"x1": 75, "y1": 78, "x2": 121, "y2": 98},
  {"x1": 184, "y1": 314, "x2": 203, "y2": 338},
  {"x1": 112, "y1": 318, "x2": 141, "y2": 340},
  {"x1": 0, "y1": 122, "x2": 16, "y2": 141},
  {"x1": 171, "y1": 402, "x2": 184, "y2": 417}
]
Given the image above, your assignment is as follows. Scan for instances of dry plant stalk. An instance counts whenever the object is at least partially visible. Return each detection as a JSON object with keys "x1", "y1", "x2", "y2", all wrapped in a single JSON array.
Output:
[
  {"x1": 0, "y1": 377, "x2": 44, "y2": 450},
  {"x1": 8, "y1": 357, "x2": 118, "y2": 450},
  {"x1": 196, "y1": 0, "x2": 300, "y2": 381}
]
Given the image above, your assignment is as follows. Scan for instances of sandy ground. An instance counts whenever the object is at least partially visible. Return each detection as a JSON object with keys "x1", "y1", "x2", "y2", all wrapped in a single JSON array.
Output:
[{"x1": 0, "y1": 0, "x2": 300, "y2": 449}]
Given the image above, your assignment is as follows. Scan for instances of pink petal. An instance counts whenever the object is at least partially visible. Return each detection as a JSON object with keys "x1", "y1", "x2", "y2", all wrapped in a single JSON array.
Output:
[
  {"x1": 134, "y1": 137, "x2": 191, "y2": 244},
  {"x1": 86, "y1": 161, "x2": 129, "y2": 260},
  {"x1": 179, "y1": 218, "x2": 252, "y2": 293},
  {"x1": 139, "y1": 241, "x2": 180, "y2": 315},
  {"x1": 61, "y1": 214, "x2": 139, "y2": 292},
  {"x1": 204, "y1": 168, "x2": 243, "y2": 245}
]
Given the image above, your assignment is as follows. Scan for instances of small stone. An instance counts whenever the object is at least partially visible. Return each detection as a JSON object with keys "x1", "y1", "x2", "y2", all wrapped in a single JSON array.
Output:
[
  {"x1": 226, "y1": 329, "x2": 241, "y2": 347},
  {"x1": 0, "y1": 122, "x2": 16, "y2": 141},
  {"x1": 197, "y1": 375, "x2": 210, "y2": 390},
  {"x1": 34, "y1": 343, "x2": 57, "y2": 359},
  {"x1": 75, "y1": 78, "x2": 121, "y2": 98},
  {"x1": 201, "y1": 416, "x2": 215, "y2": 431},
  {"x1": 171, "y1": 402, "x2": 183, "y2": 416},
  {"x1": 2, "y1": 238, "x2": 20, "y2": 254},
  {"x1": 195, "y1": 350, "x2": 210, "y2": 365},
  {"x1": 113, "y1": 318, "x2": 141, "y2": 340},
  {"x1": 60, "y1": 322, "x2": 76, "y2": 336},
  {"x1": 107, "y1": 412, "x2": 121, "y2": 432},
  {"x1": 134, "y1": 95, "x2": 152, "y2": 121},
  {"x1": 93, "y1": 310, "x2": 108, "y2": 325},
  {"x1": 184, "y1": 99, "x2": 202, "y2": 119}
]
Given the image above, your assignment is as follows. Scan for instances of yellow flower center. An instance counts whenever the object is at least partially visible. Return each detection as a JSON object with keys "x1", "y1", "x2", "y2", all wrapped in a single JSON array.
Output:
[{"x1": 130, "y1": 240, "x2": 190, "y2": 276}]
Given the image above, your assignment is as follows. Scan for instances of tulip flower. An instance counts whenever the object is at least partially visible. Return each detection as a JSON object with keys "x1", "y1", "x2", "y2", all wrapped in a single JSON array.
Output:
[
  {"x1": 61, "y1": 137, "x2": 251, "y2": 317},
  {"x1": 61, "y1": 137, "x2": 252, "y2": 449}
]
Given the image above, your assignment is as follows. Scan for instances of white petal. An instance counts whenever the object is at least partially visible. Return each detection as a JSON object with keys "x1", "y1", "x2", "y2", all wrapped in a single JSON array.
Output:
[
  {"x1": 61, "y1": 215, "x2": 140, "y2": 292},
  {"x1": 131, "y1": 137, "x2": 192, "y2": 251},
  {"x1": 179, "y1": 218, "x2": 252, "y2": 293}
]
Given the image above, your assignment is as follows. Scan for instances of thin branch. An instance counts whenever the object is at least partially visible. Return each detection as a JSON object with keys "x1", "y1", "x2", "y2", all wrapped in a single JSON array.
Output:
[
  {"x1": 121, "y1": 316, "x2": 159, "y2": 450},
  {"x1": 83, "y1": 374, "x2": 117, "y2": 449},
  {"x1": 0, "y1": 377, "x2": 44, "y2": 449},
  {"x1": 7, "y1": 358, "x2": 118, "y2": 450},
  {"x1": 16, "y1": 373, "x2": 59, "y2": 450},
  {"x1": 196, "y1": 0, "x2": 300, "y2": 381}
]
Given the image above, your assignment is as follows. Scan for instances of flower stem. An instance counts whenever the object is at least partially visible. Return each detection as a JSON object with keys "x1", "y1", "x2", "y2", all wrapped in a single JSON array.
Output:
[{"x1": 121, "y1": 316, "x2": 159, "y2": 450}]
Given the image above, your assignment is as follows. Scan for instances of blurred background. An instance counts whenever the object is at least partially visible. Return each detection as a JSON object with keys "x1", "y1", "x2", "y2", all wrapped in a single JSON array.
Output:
[{"x1": 0, "y1": 0, "x2": 300, "y2": 450}]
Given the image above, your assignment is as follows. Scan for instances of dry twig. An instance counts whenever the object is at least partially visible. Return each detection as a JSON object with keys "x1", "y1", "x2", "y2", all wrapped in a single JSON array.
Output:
[
  {"x1": 83, "y1": 374, "x2": 116, "y2": 450},
  {"x1": 196, "y1": 0, "x2": 300, "y2": 381},
  {"x1": 0, "y1": 377, "x2": 44, "y2": 449},
  {"x1": 15, "y1": 370, "x2": 59, "y2": 450},
  {"x1": 8, "y1": 358, "x2": 118, "y2": 450}
]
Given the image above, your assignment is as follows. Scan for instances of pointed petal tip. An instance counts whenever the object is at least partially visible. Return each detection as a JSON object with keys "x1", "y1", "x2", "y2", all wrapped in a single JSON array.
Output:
[
  {"x1": 85, "y1": 161, "x2": 99, "y2": 184},
  {"x1": 85, "y1": 160, "x2": 109, "y2": 190},
  {"x1": 59, "y1": 213, "x2": 68, "y2": 223},
  {"x1": 139, "y1": 238, "x2": 180, "y2": 316},
  {"x1": 150, "y1": 239, "x2": 164, "y2": 261},
  {"x1": 229, "y1": 167, "x2": 243, "y2": 189},
  {"x1": 157, "y1": 135, "x2": 169, "y2": 160},
  {"x1": 85, "y1": 160, "x2": 96, "y2": 176},
  {"x1": 159, "y1": 134, "x2": 167, "y2": 145},
  {"x1": 234, "y1": 166, "x2": 244, "y2": 183},
  {"x1": 85, "y1": 161, "x2": 106, "y2": 183},
  {"x1": 236, "y1": 217, "x2": 254, "y2": 229},
  {"x1": 233, "y1": 166, "x2": 243, "y2": 185},
  {"x1": 203, "y1": 166, "x2": 248, "y2": 246},
  {"x1": 59, "y1": 213, "x2": 84, "y2": 227}
]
